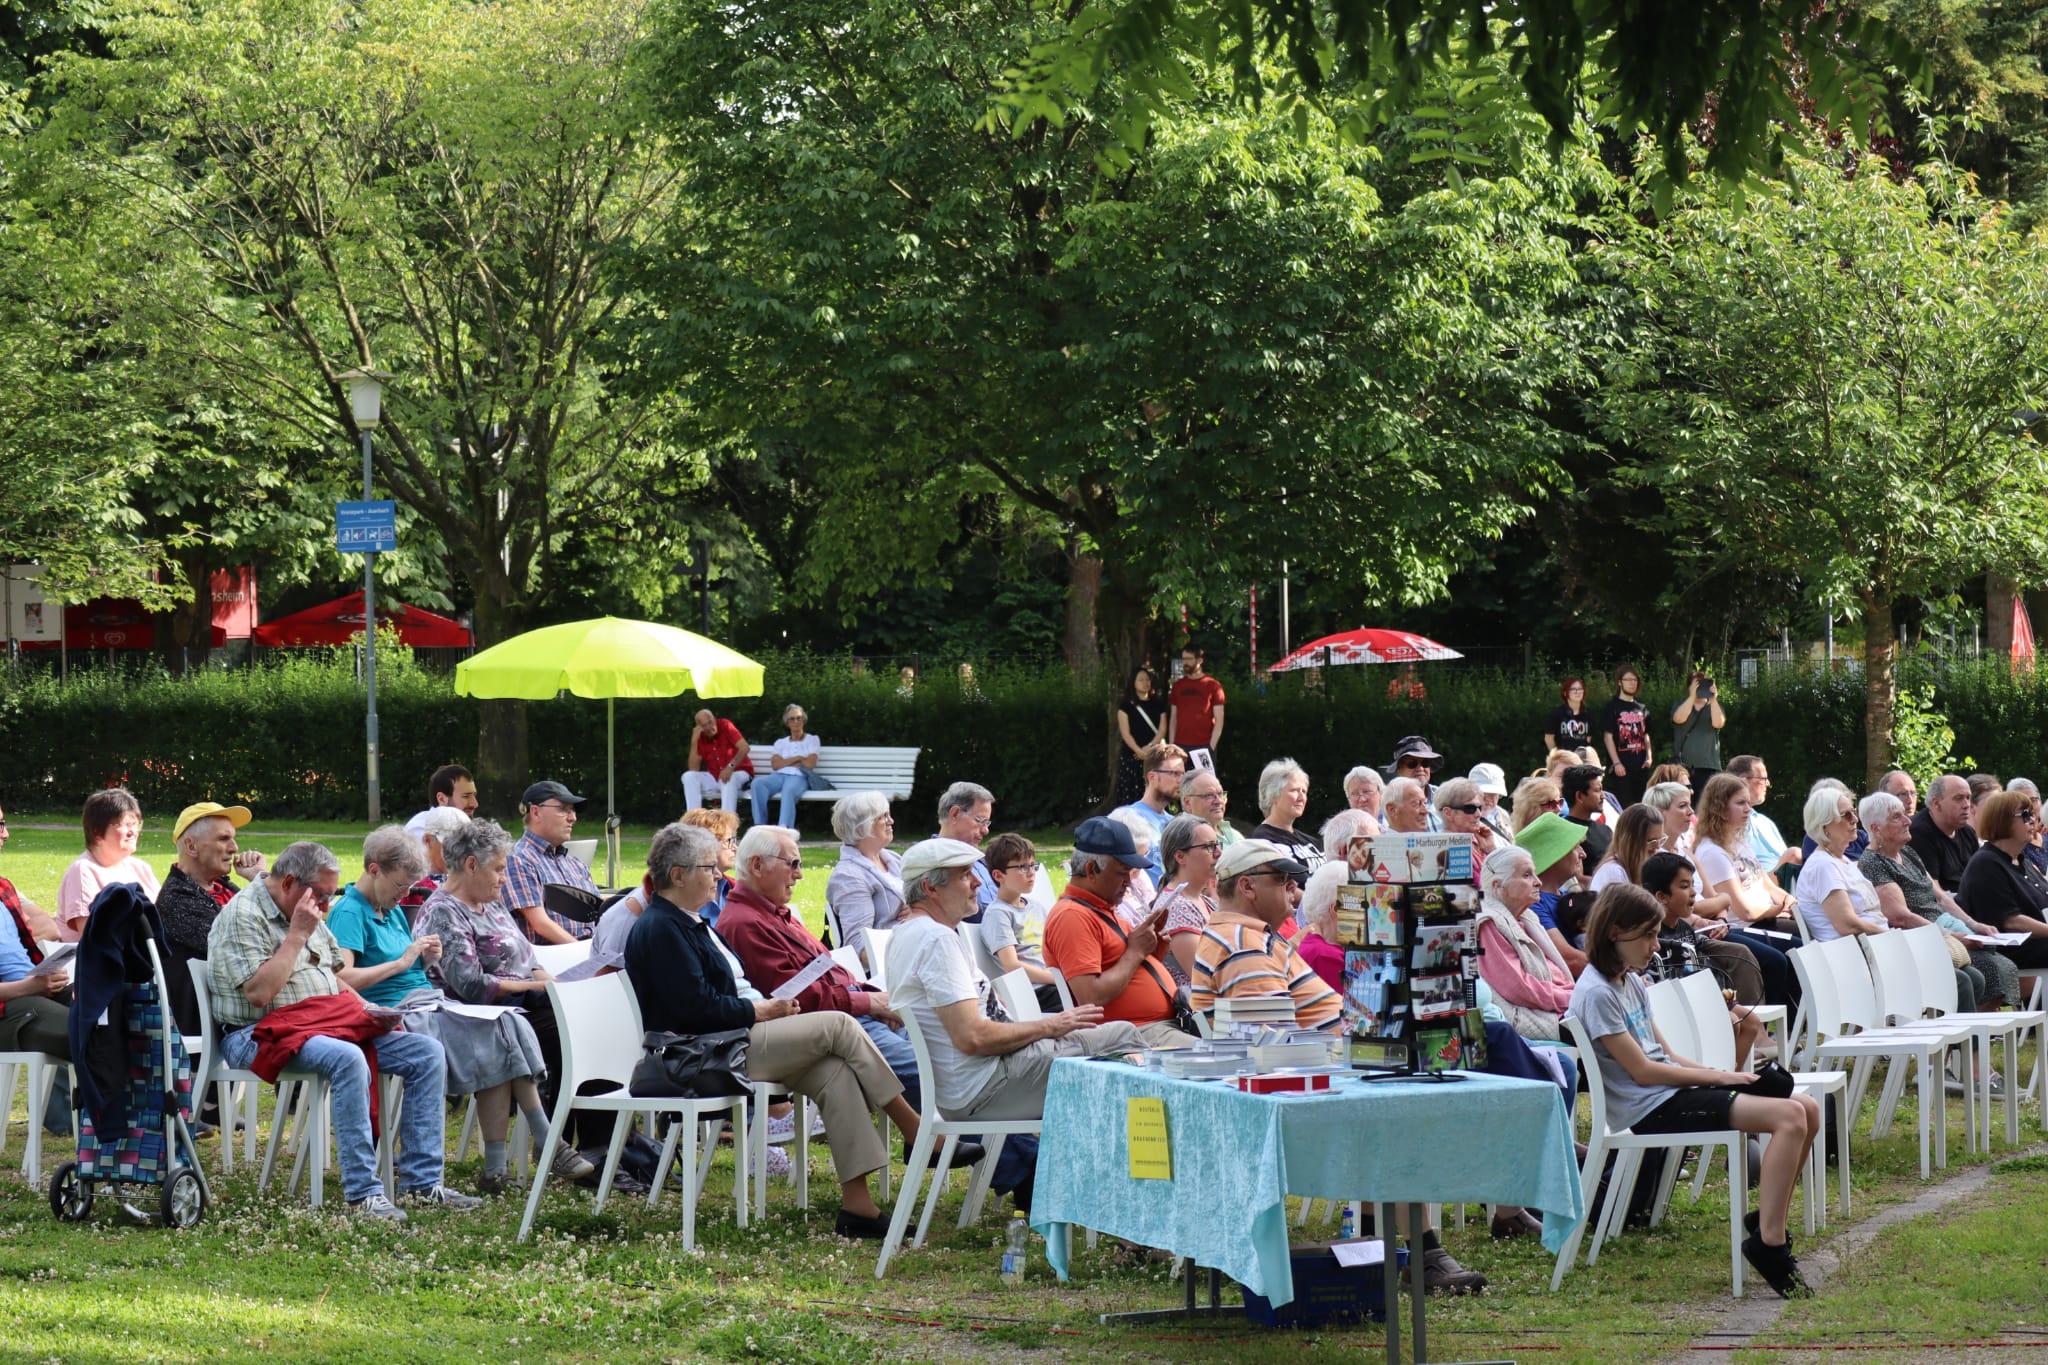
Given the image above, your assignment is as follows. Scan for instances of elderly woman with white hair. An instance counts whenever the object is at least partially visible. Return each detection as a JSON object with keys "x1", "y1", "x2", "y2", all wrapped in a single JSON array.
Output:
[
  {"x1": 1107, "y1": 808, "x2": 1161, "y2": 927},
  {"x1": 1793, "y1": 786, "x2": 1886, "y2": 943},
  {"x1": 1858, "y1": 789, "x2": 2010, "y2": 1008},
  {"x1": 1342, "y1": 765, "x2": 1385, "y2": 835},
  {"x1": 1251, "y1": 758, "x2": 1326, "y2": 869},
  {"x1": 1319, "y1": 808, "x2": 1377, "y2": 872},
  {"x1": 824, "y1": 790, "x2": 902, "y2": 963},
  {"x1": 333, "y1": 824, "x2": 588, "y2": 1194},
  {"x1": 1474, "y1": 844, "x2": 1575, "y2": 1042}
]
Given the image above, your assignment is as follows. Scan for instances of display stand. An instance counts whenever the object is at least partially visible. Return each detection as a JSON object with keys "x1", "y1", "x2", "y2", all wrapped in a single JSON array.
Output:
[{"x1": 1336, "y1": 833, "x2": 1486, "y2": 1078}]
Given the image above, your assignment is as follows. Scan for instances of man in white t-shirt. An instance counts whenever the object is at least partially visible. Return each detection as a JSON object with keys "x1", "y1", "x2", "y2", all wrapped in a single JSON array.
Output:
[
  {"x1": 887, "y1": 838, "x2": 1143, "y2": 1127},
  {"x1": 750, "y1": 704, "x2": 821, "y2": 828}
]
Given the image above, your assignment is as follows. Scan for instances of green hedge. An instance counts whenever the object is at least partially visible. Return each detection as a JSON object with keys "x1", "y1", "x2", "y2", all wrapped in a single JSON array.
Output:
[{"x1": 0, "y1": 650, "x2": 2037, "y2": 834}]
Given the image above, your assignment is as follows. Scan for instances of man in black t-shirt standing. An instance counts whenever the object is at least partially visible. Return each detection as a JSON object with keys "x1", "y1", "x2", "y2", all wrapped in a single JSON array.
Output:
[
  {"x1": 1909, "y1": 774, "x2": 1980, "y2": 894},
  {"x1": 1599, "y1": 667, "x2": 1653, "y2": 806}
]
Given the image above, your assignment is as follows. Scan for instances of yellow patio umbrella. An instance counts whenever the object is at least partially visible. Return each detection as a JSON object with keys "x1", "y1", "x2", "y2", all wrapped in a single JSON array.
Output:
[{"x1": 455, "y1": 617, "x2": 765, "y2": 884}]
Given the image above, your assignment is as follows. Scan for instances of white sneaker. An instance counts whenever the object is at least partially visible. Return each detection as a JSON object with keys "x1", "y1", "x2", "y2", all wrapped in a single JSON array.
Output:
[
  {"x1": 348, "y1": 1192, "x2": 409, "y2": 1222},
  {"x1": 402, "y1": 1184, "x2": 483, "y2": 1211}
]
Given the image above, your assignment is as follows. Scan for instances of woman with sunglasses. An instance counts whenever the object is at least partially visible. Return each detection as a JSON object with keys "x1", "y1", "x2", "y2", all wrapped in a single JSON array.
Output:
[
  {"x1": 1956, "y1": 790, "x2": 2048, "y2": 968},
  {"x1": 980, "y1": 832, "x2": 1064, "y2": 1011},
  {"x1": 1151, "y1": 814, "x2": 1225, "y2": 986},
  {"x1": 1432, "y1": 777, "x2": 1498, "y2": 859}
]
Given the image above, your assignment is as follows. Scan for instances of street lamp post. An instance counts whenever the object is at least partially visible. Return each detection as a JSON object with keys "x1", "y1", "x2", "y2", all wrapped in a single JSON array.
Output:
[{"x1": 341, "y1": 368, "x2": 392, "y2": 822}]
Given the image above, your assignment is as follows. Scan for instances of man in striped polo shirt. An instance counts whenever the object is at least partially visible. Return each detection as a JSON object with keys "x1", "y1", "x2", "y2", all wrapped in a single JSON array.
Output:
[
  {"x1": 1189, "y1": 838, "x2": 1489, "y2": 1295},
  {"x1": 1188, "y1": 839, "x2": 1338, "y2": 1030}
]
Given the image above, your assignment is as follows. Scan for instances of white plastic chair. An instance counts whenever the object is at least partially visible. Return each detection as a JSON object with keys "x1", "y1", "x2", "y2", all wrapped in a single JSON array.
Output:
[
  {"x1": 515, "y1": 973, "x2": 747, "y2": 1249},
  {"x1": 1792, "y1": 940, "x2": 1967, "y2": 1179},
  {"x1": 0, "y1": 1048, "x2": 75, "y2": 1186},
  {"x1": 187, "y1": 959, "x2": 337, "y2": 1199},
  {"x1": 958, "y1": 922, "x2": 1004, "y2": 986},
  {"x1": 531, "y1": 940, "x2": 592, "y2": 976},
  {"x1": 864, "y1": 927, "x2": 895, "y2": 989},
  {"x1": 1900, "y1": 925, "x2": 2042, "y2": 1148},
  {"x1": 1550, "y1": 1015, "x2": 1750, "y2": 1297},
  {"x1": 1675, "y1": 969, "x2": 1847, "y2": 1229},
  {"x1": 873, "y1": 1008, "x2": 1035, "y2": 1279},
  {"x1": 993, "y1": 968, "x2": 1043, "y2": 1022}
]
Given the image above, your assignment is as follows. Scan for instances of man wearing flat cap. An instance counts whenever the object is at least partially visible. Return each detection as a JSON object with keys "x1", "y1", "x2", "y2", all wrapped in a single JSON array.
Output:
[
  {"x1": 1188, "y1": 840, "x2": 1341, "y2": 1030},
  {"x1": 503, "y1": 781, "x2": 599, "y2": 944},
  {"x1": 889, "y1": 838, "x2": 1143, "y2": 1131},
  {"x1": 1043, "y1": 818, "x2": 1193, "y2": 1048}
]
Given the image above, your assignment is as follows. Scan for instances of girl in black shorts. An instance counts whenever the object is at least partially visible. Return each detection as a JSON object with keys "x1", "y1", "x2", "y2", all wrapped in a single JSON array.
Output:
[{"x1": 1570, "y1": 885, "x2": 1820, "y2": 1297}]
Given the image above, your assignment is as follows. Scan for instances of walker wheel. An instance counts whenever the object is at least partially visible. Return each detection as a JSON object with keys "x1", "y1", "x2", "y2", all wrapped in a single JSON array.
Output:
[
  {"x1": 160, "y1": 1165, "x2": 206, "y2": 1229},
  {"x1": 49, "y1": 1162, "x2": 93, "y2": 1223}
]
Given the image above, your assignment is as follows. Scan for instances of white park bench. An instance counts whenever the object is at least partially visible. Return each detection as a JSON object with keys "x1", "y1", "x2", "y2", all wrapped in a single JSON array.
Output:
[{"x1": 801, "y1": 745, "x2": 921, "y2": 802}]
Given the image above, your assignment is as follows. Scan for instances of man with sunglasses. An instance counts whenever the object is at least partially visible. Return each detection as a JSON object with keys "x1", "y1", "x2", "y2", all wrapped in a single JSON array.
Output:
[{"x1": 1385, "y1": 736, "x2": 1445, "y2": 831}]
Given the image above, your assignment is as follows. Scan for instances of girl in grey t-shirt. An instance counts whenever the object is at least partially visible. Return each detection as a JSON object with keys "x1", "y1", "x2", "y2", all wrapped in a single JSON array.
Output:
[{"x1": 1572, "y1": 884, "x2": 1820, "y2": 1298}]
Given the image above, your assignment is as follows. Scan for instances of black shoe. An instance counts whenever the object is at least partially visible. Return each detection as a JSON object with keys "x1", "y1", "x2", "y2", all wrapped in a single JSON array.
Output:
[
  {"x1": 835, "y1": 1208, "x2": 890, "y2": 1240},
  {"x1": 904, "y1": 1138, "x2": 986, "y2": 1170},
  {"x1": 1742, "y1": 1233, "x2": 1814, "y2": 1299},
  {"x1": 1490, "y1": 1208, "x2": 1542, "y2": 1241},
  {"x1": 1009, "y1": 1173, "x2": 1035, "y2": 1219}
]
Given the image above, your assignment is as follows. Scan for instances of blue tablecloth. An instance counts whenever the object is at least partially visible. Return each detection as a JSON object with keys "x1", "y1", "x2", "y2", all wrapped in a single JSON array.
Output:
[{"x1": 1030, "y1": 1061, "x2": 1583, "y2": 1306}]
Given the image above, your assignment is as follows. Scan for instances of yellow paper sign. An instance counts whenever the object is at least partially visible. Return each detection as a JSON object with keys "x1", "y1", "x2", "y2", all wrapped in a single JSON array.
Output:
[{"x1": 1126, "y1": 1097, "x2": 1172, "y2": 1181}]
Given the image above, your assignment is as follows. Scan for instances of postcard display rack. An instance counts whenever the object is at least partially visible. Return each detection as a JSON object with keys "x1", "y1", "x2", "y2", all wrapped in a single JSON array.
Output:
[{"x1": 1335, "y1": 832, "x2": 1488, "y2": 1079}]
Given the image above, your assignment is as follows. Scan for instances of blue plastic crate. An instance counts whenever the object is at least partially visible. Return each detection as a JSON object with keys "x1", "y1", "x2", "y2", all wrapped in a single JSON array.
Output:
[{"x1": 1240, "y1": 1245, "x2": 1408, "y2": 1328}]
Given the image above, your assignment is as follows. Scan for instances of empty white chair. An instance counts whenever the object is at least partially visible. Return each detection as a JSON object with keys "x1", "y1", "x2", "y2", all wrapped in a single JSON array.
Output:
[
  {"x1": 1550, "y1": 1016, "x2": 1750, "y2": 1297},
  {"x1": 1900, "y1": 924, "x2": 2043, "y2": 1147},
  {"x1": 515, "y1": 973, "x2": 746, "y2": 1249}
]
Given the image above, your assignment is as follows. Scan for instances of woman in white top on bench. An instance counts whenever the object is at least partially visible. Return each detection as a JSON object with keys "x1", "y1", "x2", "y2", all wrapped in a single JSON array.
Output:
[{"x1": 751, "y1": 703, "x2": 820, "y2": 829}]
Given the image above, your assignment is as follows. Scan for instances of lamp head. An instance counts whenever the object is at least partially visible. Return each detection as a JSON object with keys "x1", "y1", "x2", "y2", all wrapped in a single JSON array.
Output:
[{"x1": 339, "y1": 368, "x2": 393, "y2": 431}]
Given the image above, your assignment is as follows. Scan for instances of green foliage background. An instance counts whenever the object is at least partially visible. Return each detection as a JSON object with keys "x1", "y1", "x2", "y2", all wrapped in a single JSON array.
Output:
[{"x1": 5, "y1": 654, "x2": 2039, "y2": 830}]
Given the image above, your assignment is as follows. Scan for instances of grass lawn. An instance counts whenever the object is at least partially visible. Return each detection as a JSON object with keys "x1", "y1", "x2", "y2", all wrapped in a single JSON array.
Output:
[{"x1": 5, "y1": 815, "x2": 2047, "y2": 1363}]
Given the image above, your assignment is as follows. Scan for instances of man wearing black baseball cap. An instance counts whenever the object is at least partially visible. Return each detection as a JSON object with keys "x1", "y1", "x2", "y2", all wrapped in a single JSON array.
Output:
[
  {"x1": 503, "y1": 781, "x2": 599, "y2": 944},
  {"x1": 1041, "y1": 817, "x2": 1193, "y2": 1048}
]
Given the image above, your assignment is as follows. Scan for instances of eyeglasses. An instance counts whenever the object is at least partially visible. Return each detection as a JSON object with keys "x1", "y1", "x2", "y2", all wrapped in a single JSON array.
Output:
[
  {"x1": 1188, "y1": 788, "x2": 1226, "y2": 801},
  {"x1": 991, "y1": 863, "x2": 1038, "y2": 875},
  {"x1": 718, "y1": 837, "x2": 738, "y2": 848},
  {"x1": 1444, "y1": 803, "x2": 1482, "y2": 815},
  {"x1": 763, "y1": 855, "x2": 803, "y2": 871},
  {"x1": 1156, "y1": 768, "x2": 1186, "y2": 779},
  {"x1": 533, "y1": 801, "x2": 576, "y2": 814},
  {"x1": 2024, "y1": 809, "x2": 2041, "y2": 825},
  {"x1": 676, "y1": 863, "x2": 720, "y2": 874},
  {"x1": 965, "y1": 814, "x2": 992, "y2": 830},
  {"x1": 1185, "y1": 841, "x2": 1223, "y2": 855}
]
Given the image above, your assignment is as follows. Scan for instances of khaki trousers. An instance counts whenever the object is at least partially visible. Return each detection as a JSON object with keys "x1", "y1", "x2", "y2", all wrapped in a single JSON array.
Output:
[
  {"x1": 953, "y1": 1022, "x2": 1145, "y2": 1122},
  {"x1": 748, "y1": 1012, "x2": 903, "y2": 1182}
]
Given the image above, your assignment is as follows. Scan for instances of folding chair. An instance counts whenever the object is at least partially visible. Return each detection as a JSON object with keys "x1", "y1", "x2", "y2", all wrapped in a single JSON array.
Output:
[
  {"x1": 515, "y1": 973, "x2": 746, "y2": 1249},
  {"x1": 1550, "y1": 1016, "x2": 1750, "y2": 1297}
]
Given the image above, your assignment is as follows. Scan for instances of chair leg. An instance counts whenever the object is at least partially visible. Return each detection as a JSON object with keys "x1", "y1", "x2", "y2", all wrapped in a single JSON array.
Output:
[
  {"x1": 0, "y1": 1060, "x2": 17, "y2": 1159},
  {"x1": 874, "y1": 1112, "x2": 892, "y2": 1202},
  {"x1": 1690, "y1": 1141, "x2": 1716, "y2": 1203},
  {"x1": 750, "y1": 1094, "x2": 769, "y2": 1221},
  {"x1": 913, "y1": 1135, "x2": 958, "y2": 1249},
  {"x1": 518, "y1": 1107, "x2": 575, "y2": 1242},
  {"x1": 727, "y1": 1102, "x2": 747, "y2": 1230},
  {"x1": 1835, "y1": 1089, "x2": 1853, "y2": 1217},
  {"x1": 1728, "y1": 1136, "x2": 1746, "y2": 1299},
  {"x1": 19, "y1": 1058, "x2": 44, "y2": 1187},
  {"x1": 1871, "y1": 1058, "x2": 1908, "y2": 1138},
  {"x1": 455, "y1": 1095, "x2": 478, "y2": 1161},
  {"x1": 678, "y1": 1116, "x2": 700, "y2": 1252},
  {"x1": 594, "y1": 1116, "x2": 633, "y2": 1213},
  {"x1": 958, "y1": 1134, "x2": 1006, "y2": 1228},
  {"x1": 1588, "y1": 1149, "x2": 1636, "y2": 1266},
  {"x1": 795, "y1": 1095, "x2": 810, "y2": 1211},
  {"x1": 650, "y1": 1121, "x2": 682, "y2": 1209},
  {"x1": 876, "y1": 1124, "x2": 939, "y2": 1279},
  {"x1": 1549, "y1": 1142, "x2": 1604, "y2": 1291},
  {"x1": 263, "y1": 1080, "x2": 299, "y2": 1193}
]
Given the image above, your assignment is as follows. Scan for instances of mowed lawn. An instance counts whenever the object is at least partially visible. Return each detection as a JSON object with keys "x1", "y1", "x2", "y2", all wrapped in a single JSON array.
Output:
[{"x1": 5, "y1": 819, "x2": 2048, "y2": 1363}]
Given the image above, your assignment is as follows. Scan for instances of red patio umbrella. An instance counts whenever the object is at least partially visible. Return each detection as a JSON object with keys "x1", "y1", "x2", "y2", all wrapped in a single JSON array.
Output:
[
  {"x1": 1268, "y1": 628, "x2": 1464, "y2": 673},
  {"x1": 251, "y1": 591, "x2": 472, "y2": 648}
]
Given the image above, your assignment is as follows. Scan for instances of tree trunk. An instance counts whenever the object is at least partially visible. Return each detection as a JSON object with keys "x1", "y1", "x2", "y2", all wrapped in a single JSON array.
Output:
[
  {"x1": 1988, "y1": 572, "x2": 2017, "y2": 661},
  {"x1": 1088, "y1": 574, "x2": 1149, "y2": 817},
  {"x1": 470, "y1": 588, "x2": 530, "y2": 813},
  {"x1": 1862, "y1": 592, "x2": 1896, "y2": 790},
  {"x1": 156, "y1": 550, "x2": 215, "y2": 674},
  {"x1": 1063, "y1": 545, "x2": 1101, "y2": 680}
]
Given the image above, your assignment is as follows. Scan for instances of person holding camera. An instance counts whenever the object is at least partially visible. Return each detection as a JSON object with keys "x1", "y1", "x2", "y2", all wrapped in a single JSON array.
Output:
[{"x1": 1671, "y1": 672, "x2": 1726, "y2": 798}]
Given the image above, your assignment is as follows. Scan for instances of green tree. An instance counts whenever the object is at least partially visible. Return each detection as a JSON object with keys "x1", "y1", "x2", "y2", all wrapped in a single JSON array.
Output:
[
  {"x1": 17, "y1": 0, "x2": 691, "y2": 802},
  {"x1": 630, "y1": 0, "x2": 1602, "y2": 702},
  {"x1": 1591, "y1": 145, "x2": 2048, "y2": 787},
  {"x1": 1000, "y1": 0, "x2": 1920, "y2": 201}
]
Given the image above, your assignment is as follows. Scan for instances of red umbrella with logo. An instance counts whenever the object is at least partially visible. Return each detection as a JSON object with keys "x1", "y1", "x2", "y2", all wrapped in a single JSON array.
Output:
[{"x1": 1268, "y1": 629, "x2": 1464, "y2": 673}]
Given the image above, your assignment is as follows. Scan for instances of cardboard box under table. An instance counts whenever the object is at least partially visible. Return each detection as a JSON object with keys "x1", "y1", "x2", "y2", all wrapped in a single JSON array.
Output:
[{"x1": 1030, "y1": 1059, "x2": 1582, "y2": 1362}]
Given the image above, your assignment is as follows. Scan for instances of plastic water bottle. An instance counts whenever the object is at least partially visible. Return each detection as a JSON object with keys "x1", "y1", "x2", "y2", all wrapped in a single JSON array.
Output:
[
  {"x1": 1340, "y1": 1202, "x2": 1357, "y2": 1241},
  {"x1": 1001, "y1": 1211, "x2": 1029, "y2": 1283}
]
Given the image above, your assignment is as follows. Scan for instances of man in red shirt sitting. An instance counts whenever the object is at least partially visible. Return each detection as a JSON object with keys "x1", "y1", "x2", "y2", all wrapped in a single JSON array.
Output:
[
  {"x1": 682, "y1": 709, "x2": 754, "y2": 816},
  {"x1": 1042, "y1": 818, "x2": 1195, "y2": 1048}
]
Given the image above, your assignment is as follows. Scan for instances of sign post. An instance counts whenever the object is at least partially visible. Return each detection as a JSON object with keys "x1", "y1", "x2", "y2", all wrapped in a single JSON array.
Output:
[{"x1": 337, "y1": 368, "x2": 394, "y2": 822}]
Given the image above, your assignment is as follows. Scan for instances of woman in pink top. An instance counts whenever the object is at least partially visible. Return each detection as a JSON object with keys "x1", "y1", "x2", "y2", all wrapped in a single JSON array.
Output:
[
  {"x1": 56, "y1": 787, "x2": 160, "y2": 940},
  {"x1": 1152, "y1": 814, "x2": 1223, "y2": 985},
  {"x1": 1294, "y1": 862, "x2": 1350, "y2": 987},
  {"x1": 1474, "y1": 843, "x2": 1574, "y2": 1042}
]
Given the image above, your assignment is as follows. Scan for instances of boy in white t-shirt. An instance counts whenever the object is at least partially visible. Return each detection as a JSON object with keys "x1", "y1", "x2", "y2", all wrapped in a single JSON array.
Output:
[{"x1": 978, "y1": 833, "x2": 1062, "y2": 1013}]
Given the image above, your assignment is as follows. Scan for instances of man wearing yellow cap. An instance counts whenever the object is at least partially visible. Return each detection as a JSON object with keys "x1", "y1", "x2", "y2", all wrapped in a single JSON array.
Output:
[{"x1": 160, "y1": 802, "x2": 265, "y2": 1046}]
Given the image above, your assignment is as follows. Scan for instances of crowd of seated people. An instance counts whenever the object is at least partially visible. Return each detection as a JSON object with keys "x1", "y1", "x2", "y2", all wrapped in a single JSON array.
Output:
[{"x1": 19, "y1": 688, "x2": 2048, "y2": 1305}]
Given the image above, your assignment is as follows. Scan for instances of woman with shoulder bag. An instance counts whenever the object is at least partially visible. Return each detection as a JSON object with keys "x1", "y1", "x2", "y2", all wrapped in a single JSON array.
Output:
[{"x1": 622, "y1": 821, "x2": 930, "y2": 1240}]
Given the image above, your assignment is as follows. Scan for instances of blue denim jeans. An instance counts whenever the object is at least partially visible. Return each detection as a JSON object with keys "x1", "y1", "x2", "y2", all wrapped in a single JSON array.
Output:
[
  {"x1": 857, "y1": 1014, "x2": 919, "y2": 1113},
  {"x1": 223, "y1": 1022, "x2": 449, "y2": 1204},
  {"x1": 750, "y1": 771, "x2": 807, "y2": 828}
]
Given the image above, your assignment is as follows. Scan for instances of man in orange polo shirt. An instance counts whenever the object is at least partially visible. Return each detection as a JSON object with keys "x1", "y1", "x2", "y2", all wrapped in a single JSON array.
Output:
[{"x1": 1042, "y1": 817, "x2": 1194, "y2": 1048}]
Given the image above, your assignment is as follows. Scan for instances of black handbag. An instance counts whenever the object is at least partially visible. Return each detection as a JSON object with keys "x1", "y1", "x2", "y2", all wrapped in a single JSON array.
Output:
[
  {"x1": 1732, "y1": 1058, "x2": 1796, "y2": 1100},
  {"x1": 628, "y1": 1028, "x2": 752, "y2": 1098}
]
